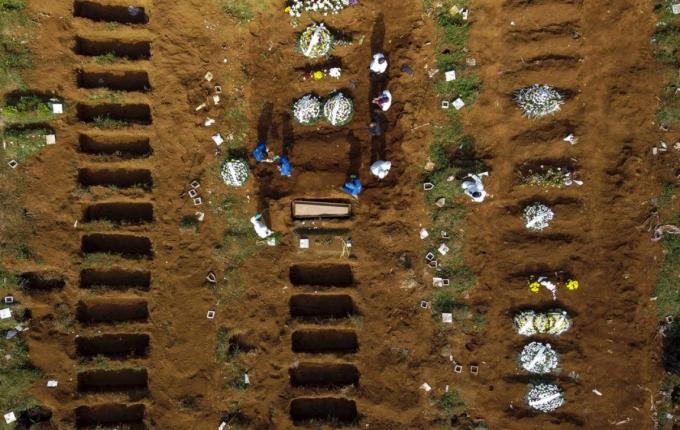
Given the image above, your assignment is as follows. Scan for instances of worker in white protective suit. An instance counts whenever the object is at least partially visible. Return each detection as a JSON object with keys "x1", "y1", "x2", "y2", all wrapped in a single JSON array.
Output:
[
  {"x1": 250, "y1": 213, "x2": 273, "y2": 239},
  {"x1": 372, "y1": 90, "x2": 392, "y2": 111},
  {"x1": 370, "y1": 53, "x2": 388, "y2": 74},
  {"x1": 370, "y1": 160, "x2": 391, "y2": 179},
  {"x1": 461, "y1": 172, "x2": 488, "y2": 203}
]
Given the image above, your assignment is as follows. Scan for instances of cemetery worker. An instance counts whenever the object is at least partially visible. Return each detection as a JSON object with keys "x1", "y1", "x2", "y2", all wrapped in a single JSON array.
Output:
[
  {"x1": 252, "y1": 142, "x2": 268, "y2": 162},
  {"x1": 461, "y1": 172, "x2": 489, "y2": 203},
  {"x1": 370, "y1": 53, "x2": 388, "y2": 74},
  {"x1": 342, "y1": 176, "x2": 363, "y2": 198},
  {"x1": 278, "y1": 155, "x2": 292, "y2": 177},
  {"x1": 372, "y1": 90, "x2": 392, "y2": 112},
  {"x1": 250, "y1": 213, "x2": 274, "y2": 239},
  {"x1": 370, "y1": 160, "x2": 391, "y2": 179},
  {"x1": 368, "y1": 112, "x2": 382, "y2": 137}
]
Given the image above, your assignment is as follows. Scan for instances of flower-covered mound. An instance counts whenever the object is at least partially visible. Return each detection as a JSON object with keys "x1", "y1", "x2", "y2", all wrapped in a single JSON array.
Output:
[
  {"x1": 297, "y1": 23, "x2": 333, "y2": 58},
  {"x1": 292, "y1": 93, "x2": 323, "y2": 125},
  {"x1": 514, "y1": 84, "x2": 564, "y2": 119},
  {"x1": 526, "y1": 383, "x2": 565, "y2": 412},
  {"x1": 513, "y1": 310, "x2": 572, "y2": 337},
  {"x1": 523, "y1": 202, "x2": 554, "y2": 231},
  {"x1": 220, "y1": 159, "x2": 250, "y2": 187},
  {"x1": 288, "y1": 0, "x2": 351, "y2": 17},
  {"x1": 519, "y1": 342, "x2": 559, "y2": 374},
  {"x1": 323, "y1": 91, "x2": 354, "y2": 126}
]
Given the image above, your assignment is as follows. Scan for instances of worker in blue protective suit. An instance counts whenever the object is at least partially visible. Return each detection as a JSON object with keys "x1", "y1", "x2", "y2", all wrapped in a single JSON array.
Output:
[
  {"x1": 342, "y1": 176, "x2": 362, "y2": 198},
  {"x1": 252, "y1": 142, "x2": 268, "y2": 162},
  {"x1": 278, "y1": 155, "x2": 292, "y2": 177}
]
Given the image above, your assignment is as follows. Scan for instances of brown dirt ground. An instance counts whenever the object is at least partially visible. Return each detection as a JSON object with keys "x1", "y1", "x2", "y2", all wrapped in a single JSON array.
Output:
[{"x1": 4, "y1": 0, "x2": 671, "y2": 428}]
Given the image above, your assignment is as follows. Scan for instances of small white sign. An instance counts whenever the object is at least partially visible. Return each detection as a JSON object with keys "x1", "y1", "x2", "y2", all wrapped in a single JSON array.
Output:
[
  {"x1": 204, "y1": 118, "x2": 215, "y2": 127},
  {"x1": 213, "y1": 95, "x2": 220, "y2": 105},
  {"x1": 442, "y1": 313, "x2": 453, "y2": 323},
  {"x1": 452, "y1": 98, "x2": 465, "y2": 110},
  {"x1": 212, "y1": 133, "x2": 224, "y2": 146},
  {"x1": 3, "y1": 412, "x2": 15, "y2": 424},
  {"x1": 266, "y1": 237, "x2": 277, "y2": 247},
  {"x1": 438, "y1": 243, "x2": 449, "y2": 255},
  {"x1": 51, "y1": 104, "x2": 63, "y2": 114},
  {"x1": 45, "y1": 134, "x2": 56, "y2": 145},
  {"x1": 419, "y1": 228, "x2": 429, "y2": 240},
  {"x1": 47, "y1": 380, "x2": 58, "y2": 388},
  {"x1": 433, "y1": 277, "x2": 444, "y2": 287},
  {"x1": 445, "y1": 70, "x2": 456, "y2": 81},
  {"x1": 673, "y1": 3, "x2": 680, "y2": 14},
  {"x1": 419, "y1": 382, "x2": 432, "y2": 392},
  {"x1": 466, "y1": 58, "x2": 476, "y2": 67},
  {"x1": 0, "y1": 308, "x2": 11, "y2": 320},
  {"x1": 299, "y1": 238, "x2": 309, "y2": 249},
  {"x1": 206, "y1": 310, "x2": 216, "y2": 319}
]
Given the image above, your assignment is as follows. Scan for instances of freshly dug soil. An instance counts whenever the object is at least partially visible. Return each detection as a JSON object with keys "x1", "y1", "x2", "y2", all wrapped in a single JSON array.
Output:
[{"x1": 7, "y1": 0, "x2": 666, "y2": 428}]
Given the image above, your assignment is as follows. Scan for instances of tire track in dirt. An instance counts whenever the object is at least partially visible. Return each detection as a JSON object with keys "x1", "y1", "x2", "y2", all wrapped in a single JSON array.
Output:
[{"x1": 458, "y1": 0, "x2": 660, "y2": 428}]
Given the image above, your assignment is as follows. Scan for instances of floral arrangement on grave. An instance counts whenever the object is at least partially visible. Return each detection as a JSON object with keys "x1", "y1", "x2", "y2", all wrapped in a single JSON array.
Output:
[
  {"x1": 518, "y1": 164, "x2": 583, "y2": 188},
  {"x1": 297, "y1": 23, "x2": 334, "y2": 58},
  {"x1": 292, "y1": 93, "x2": 323, "y2": 125},
  {"x1": 523, "y1": 202, "x2": 554, "y2": 231},
  {"x1": 529, "y1": 276, "x2": 580, "y2": 297},
  {"x1": 323, "y1": 91, "x2": 354, "y2": 126},
  {"x1": 526, "y1": 383, "x2": 565, "y2": 412},
  {"x1": 514, "y1": 84, "x2": 564, "y2": 119},
  {"x1": 286, "y1": 0, "x2": 354, "y2": 17},
  {"x1": 220, "y1": 159, "x2": 250, "y2": 187},
  {"x1": 303, "y1": 67, "x2": 342, "y2": 81},
  {"x1": 519, "y1": 342, "x2": 559, "y2": 374},
  {"x1": 513, "y1": 309, "x2": 572, "y2": 337}
]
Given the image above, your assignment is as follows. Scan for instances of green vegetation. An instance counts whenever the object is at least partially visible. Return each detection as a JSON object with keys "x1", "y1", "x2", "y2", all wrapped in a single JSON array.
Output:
[
  {"x1": 0, "y1": 0, "x2": 33, "y2": 90},
  {"x1": 92, "y1": 115, "x2": 128, "y2": 129},
  {"x1": 656, "y1": 233, "x2": 680, "y2": 318},
  {"x1": 433, "y1": 391, "x2": 466, "y2": 422},
  {"x1": 180, "y1": 215, "x2": 200, "y2": 231},
  {"x1": 423, "y1": 0, "x2": 482, "y2": 326},
  {"x1": 653, "y1": 1, "x2": 680, "y2": 125},
  {"x1": 93, "y1": 52, "x2": 117, "y2": 65},
  {"x1": 217, "y1": 0, "x2": 257, "y2": 23},
  {"x1": 87, "y1": 90, "x2": 125, "y2": 103},
  {"x1": 658, "y1": 182, "x2": 676, "y2": 208},
  {"x1": 1, "y1": 95, "x2": 58, "y2": 124},
  {"x1": 1, "y1": 127, "x2": 51, "y2": 162}
]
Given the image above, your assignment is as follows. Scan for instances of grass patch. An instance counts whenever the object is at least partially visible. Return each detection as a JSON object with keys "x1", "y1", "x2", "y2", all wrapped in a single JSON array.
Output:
[
  {"x1": 656, "y1": 234, "x2": 680, "y2": 318},
  {"x1": 180, "y1": 215, "x2": 200, "y2": 231},
  {"x1": 1, "y1": 127, "x2": 50, "y2": 162},
  {"x1": 93, "y1": 52, "x2": 117, "y2": 65},
  {"x1": 1, "y1": 95, "x2": 58, "y2": 125},
  {"x1": 92, "y1": 115, "x2": 128, "y2": 129},
  {"x1": 217, "y1": 0, "x2": 257, "y2": 23}
]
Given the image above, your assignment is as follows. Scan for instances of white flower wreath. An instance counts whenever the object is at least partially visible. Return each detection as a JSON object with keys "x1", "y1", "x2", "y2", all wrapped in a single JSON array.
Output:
[
  {"x1": 523, "y1": 202, "x2": 554, "y2": 231},
  {"x1": 514, "y1": 84, "x2": 564, "y2": 119},
  {"x1": 519, "y1": 342, "x2": 559, "y2": 374},
  {"x1": 297, "y1": 23, "x2": 333, "y2": 58},
  {"x1": 292, "y1": 93, "x2": 323, "y2": 125},
  {"x1": 288, "y1": 0, "x2": 351, "y2": 17},
  {"x1": 323, "y1": 91, "x2": 354, "y2": 126},
  {"x1": 526, "y1": 383, "x2": 565, "y2": 412},
  {"x1": 220, "y1": 159, "x2": 250, "y2": 187}
]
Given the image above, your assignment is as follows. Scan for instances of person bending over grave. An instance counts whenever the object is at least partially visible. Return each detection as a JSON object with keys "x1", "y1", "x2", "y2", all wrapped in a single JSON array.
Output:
[
  {"x1": 278, "y1": 155, "x2": 292, "y2": 177},
  {"x1": 342, "y1": 176, "x2": 363, "y2": 198},
  {"x1": 252, "y1": 142, "x2": 269, "y2": 162},
  {"x1": 250, "y1": 213, "x2": 274, "y2": 238},
  {"x1": 372, "y1": 90, "x2": 392, "y2": 112},
  {"x1": 370, "y1": 53, "x2": 388, "y2": 74},
  {"x1": 370, "y1": 160, "x2": 391, "y2": 179},
  {"x1": 461, "y1": 172, "x2": 489, "y2": 203}
]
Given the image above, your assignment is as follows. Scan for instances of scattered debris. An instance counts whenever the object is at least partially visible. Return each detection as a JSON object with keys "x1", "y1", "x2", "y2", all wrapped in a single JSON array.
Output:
[
  {"x1": 419, "y1": 228, "x2": 429, "y2": 239},
  {"x1": 419, "y1": 382, "x2": 432, "y2": 392}
]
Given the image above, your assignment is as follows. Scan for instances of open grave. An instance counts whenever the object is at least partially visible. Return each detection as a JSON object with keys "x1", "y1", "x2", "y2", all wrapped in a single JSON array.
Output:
[
  {"x1": 81, "y1": 233, "x2": 153, "y2": 258},
  {"x1": 80, "y1": 268, "x2": 150, "y2": 290},
  {"x1": 78, "y1": 167, "x2": 153, "y2": 189},
  {"x1": 76, "y1": 298, "x2": 149, "y2": 323},
  {"x1": 77, "y1": 69, "x2": 151, "y2": 92},
  {"x1": 289, "y1": 397, "x2": 358, "y2": 424},
  {"x1": 18, "y1": 271, "x2": 65, "y2": 291},
  {"x1": 289, "y1": 263, "x2": 354, "y2": 287},
  {"x1": 75, "y1": 36, "x2": 151, "y2": 59},
  {"x1": 79, "y1": 133, "x2": 152, "y2": 158},
  {"x1": 292, "y1": 329, "x2": 358, "y2": 354},
  {"x1": 289, "y1": 294, "x2": 355, "y2": 319},
  {"x1": 77, "y1": 368, "x2": 148, "y2": 393},
  {"x1": 74, "y1": 1, "x2": 149, "y2": 24},
  {"x1": 75, "y1": 403, "x2": 146, "y2": 429},
  {"x1": 76, "y1": 333, "x2": 150, "y2": 358},
  {"x1": 76, "y1": 103, "x2": 152, "y2": 125},
  {"x1": 289, "y1": 362, "x2": 359, "y2": 388},
  {"x1": 83, "y1": 201, "x2": 153, "y2": 224}
]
